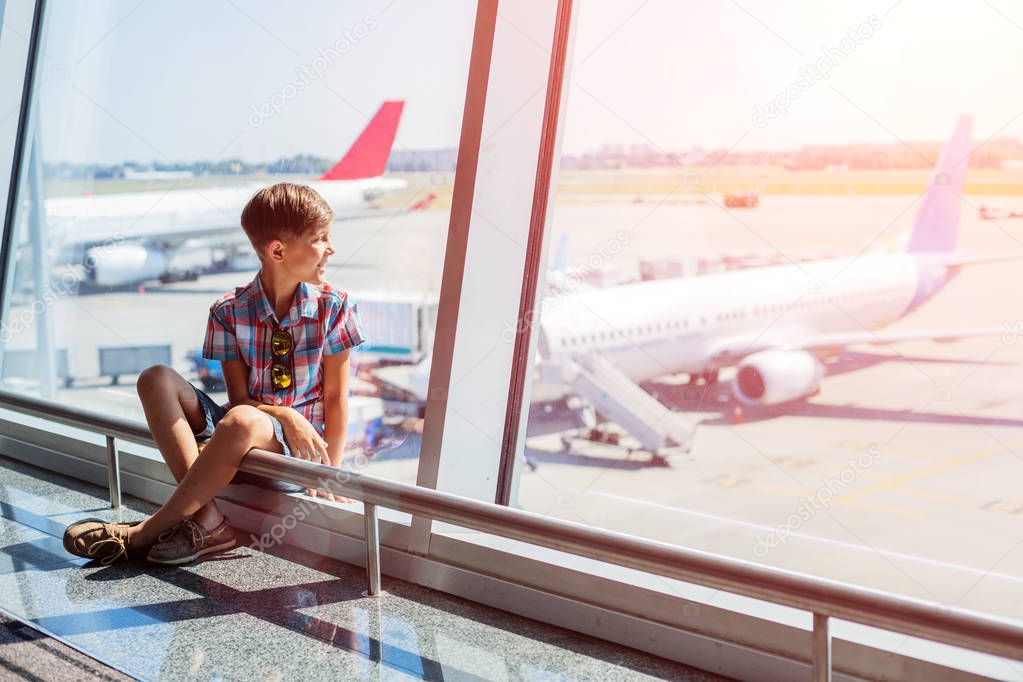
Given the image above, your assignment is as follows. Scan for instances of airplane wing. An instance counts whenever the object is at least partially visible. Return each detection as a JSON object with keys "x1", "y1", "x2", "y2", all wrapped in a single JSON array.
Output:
[
  {"x1": 710, "y1": 327, "x2": 1006, "y2": 364},
  {"x1": 945, "y1": 253, "x2": 1023, "y2": 268}
]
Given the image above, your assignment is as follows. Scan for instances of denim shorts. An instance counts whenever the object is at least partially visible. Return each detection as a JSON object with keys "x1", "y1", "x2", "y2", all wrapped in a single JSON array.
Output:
[{"x1": 190, "y1": 384, "x2": 304, "y2": 493}]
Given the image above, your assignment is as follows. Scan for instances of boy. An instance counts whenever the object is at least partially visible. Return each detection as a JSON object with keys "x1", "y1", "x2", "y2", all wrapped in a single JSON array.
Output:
[{"x1": 62, "y1": 182, "x2": 365, "y2": 565}]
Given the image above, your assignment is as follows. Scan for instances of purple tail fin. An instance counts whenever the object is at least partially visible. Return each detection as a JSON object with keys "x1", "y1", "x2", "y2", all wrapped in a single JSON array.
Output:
[{"x1": 906, "y1": 115, "x2": 973, "y2": 254}]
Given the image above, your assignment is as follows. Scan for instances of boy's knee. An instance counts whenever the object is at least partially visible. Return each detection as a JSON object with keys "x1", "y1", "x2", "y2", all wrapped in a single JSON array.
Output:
[
  {"x1": 218, "y1": 405, "x2": 266, "y2": 440},
  {"x1": 136, "y1": 364, "x2": 180, "y2": 396}
]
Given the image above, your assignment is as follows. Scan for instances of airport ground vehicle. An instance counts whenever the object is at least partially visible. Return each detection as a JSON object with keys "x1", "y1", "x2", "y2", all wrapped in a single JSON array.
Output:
[
  {"x1": 723, "y1": 191, "x2": 759, "y2": 208},
  {"x1": 187, "y1": 350, "x2": 224, "y2": 392}
]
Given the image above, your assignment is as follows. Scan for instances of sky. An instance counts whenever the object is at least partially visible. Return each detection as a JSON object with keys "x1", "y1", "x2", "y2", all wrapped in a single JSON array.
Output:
[
  {"x1": 23, "y1": 0, "x2": 1023, "y2": 164},
  {"x1": 563, "y1": 0, "x2": 1023, "y2": 155}
]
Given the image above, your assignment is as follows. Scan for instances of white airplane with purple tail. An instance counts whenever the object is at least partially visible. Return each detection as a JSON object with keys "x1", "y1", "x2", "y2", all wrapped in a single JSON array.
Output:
[{"x1": 535, "y1": 116, "x2": 1015, "y2": 456}]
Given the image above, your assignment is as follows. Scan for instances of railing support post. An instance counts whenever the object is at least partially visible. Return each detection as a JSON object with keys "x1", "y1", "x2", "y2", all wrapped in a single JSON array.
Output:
[
  {"x1": 813, "y1": 613, "x2": 831, "y2": 682},
  {"x1": 363, "y1": 502, "x2": 382, "y2": 597},
  {"x1": 106, "y1": 435, "x2": 121, "y2": 509}
]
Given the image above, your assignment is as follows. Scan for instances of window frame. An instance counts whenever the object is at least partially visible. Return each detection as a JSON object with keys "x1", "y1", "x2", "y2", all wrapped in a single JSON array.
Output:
[{"x1": 0, "y1": 1, "x2": 1018, "y2": 679}]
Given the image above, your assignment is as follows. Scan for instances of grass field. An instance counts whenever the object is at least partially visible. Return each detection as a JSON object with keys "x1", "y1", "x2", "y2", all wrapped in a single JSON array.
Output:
[{"x1": 385, "y1": 167, "x2": 1023, "y2": 211}]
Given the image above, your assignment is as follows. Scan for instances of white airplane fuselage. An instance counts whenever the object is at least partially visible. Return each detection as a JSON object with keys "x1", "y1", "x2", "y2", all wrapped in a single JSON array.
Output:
[
  {"x1": 44, "y1": 176, "x2": 407, "y2": 246},
  {"x1": 539, "y1": 253, "x2": 938, "y2": 384}
]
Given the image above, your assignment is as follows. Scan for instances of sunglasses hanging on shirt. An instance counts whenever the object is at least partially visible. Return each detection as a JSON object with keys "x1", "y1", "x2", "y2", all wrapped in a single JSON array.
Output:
[{"x1": 270, "y1": 325, "x2": 294, "y2": 391}]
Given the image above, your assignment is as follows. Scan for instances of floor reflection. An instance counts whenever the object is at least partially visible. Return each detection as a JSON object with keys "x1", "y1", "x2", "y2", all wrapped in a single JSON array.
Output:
[{"x1": 0, "y1": 457, "x2": 721, "y2": 681}]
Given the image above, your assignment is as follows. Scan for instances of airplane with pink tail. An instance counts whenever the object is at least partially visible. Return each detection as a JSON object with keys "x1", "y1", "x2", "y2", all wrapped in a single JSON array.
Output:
[{"x1": 43, "y1": 101, "x2": 407, "y2": 289}]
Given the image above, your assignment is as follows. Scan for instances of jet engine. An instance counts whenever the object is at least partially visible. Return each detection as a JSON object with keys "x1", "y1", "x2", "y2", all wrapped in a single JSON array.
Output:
[
  {"x1": 733, "y1": 349, "x2": 822, "y2": 406},
  {"x1": 84, "y1": 243, "x2": 168, "y2": 287}
]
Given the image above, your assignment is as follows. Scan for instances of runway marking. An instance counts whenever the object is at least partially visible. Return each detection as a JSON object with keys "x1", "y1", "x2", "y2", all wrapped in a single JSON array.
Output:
[
  {"x1": 832, "y1": 498, "x2": 920, "y2": 517},
  {"x1": 589, "y1": 491, "x2": 1023, "y2": 586},
  {"x1": 857, "y1": 470, "x2": 899, "y2": 480},
  {"x1": 840, "y1": 438, "x2": 1023, "y2": 502},
  {"x1": 900, "y1": 487, "x2": 970, "y2": 503},
  {"x1": 890, "y1": 449, "x2": 946, "y2": 461}
]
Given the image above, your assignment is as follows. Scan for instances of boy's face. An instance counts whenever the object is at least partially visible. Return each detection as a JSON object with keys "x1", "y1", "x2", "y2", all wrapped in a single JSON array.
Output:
[{"x1": 271, "y1": 223, "x2": 335, "y2": 284}]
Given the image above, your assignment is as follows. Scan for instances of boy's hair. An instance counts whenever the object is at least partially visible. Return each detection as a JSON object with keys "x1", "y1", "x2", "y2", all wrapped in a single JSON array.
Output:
[{"x1": 241, "y1": 182, "x2": 333, "y2": 257}]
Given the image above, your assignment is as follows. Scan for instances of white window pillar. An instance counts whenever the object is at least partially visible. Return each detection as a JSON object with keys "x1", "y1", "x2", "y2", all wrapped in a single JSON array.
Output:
[{"x1": 412, "y1": 0, "x2": 576, "y2": 549}]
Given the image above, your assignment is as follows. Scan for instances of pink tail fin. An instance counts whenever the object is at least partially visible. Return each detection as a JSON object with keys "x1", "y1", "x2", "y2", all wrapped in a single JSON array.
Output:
[{"x1": 320, "y1": 100, "x2": 405, "y2": 181}]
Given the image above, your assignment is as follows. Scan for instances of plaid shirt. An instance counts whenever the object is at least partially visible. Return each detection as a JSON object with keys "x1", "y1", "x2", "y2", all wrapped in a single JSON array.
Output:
[{"x1": 202, "y1": 270, "x2": 364, "y2": 434}]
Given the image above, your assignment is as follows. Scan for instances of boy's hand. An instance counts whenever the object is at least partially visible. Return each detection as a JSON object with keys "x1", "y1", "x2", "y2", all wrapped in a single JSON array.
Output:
[
  {"x1": 274, "y1": 410, "x2": 354, "y2": 503},
  {"x1": 276, "y1": 410, "x2": 330, "y2": 464},
  {"x1": 306, "y1": 488, "x2": 354, "y2": 504}
]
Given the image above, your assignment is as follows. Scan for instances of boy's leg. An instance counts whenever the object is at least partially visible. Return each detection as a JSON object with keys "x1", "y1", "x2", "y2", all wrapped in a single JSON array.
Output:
[
  {"x1": 136, "y1": 365, "x2": 224, "y2": 529},
  {"x1": 126, "y1": 405, "x2": 285, "y2": 548}
]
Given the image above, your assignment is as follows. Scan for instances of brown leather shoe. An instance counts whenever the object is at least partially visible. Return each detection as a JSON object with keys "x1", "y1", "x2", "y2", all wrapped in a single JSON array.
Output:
[
  {"x1": 145, "y1": 517, "x2": 236, "y2": 565},
  {"x1": 63, "y1": 520, "x2": 137, "y2": 565},
  {"x1": 64, "y1": 517, "x2": 107, "y2": 555}
]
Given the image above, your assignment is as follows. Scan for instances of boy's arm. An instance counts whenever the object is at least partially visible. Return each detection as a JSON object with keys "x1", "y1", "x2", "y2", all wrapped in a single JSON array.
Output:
[{"x1": 322, "y1": 349, "x2": 352, "y2": 467}]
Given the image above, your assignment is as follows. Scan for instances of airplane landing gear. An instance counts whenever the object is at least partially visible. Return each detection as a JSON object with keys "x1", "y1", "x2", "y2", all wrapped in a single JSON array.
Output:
[{"x1": 686, "y1": 369, "x2": 719, "y2": 386}]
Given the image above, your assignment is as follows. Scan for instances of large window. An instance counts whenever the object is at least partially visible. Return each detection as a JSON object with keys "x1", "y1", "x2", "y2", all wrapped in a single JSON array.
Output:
[
  {"x1": 510, "y1": 0, "x2": 1023, "y2": 629},
  {"x1": 1, "y1": 2, "x2": 1019, "y2": 677},
  {"x1": 0, "y1": 0, "x2": 474, "y2": 484}
]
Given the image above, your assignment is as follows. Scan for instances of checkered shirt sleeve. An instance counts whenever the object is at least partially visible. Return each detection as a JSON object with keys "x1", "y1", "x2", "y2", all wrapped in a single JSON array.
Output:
[
  {"x1": 202, "y1": 302, "x2": 240, "y2": 362},
  {"x1": 325, "y1": 294, "x2": 365, "y2": 355}
]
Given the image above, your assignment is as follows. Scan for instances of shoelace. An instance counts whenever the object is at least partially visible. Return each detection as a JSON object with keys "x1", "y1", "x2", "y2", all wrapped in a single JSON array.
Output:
[
  {"x1": 157, "y1": 522, "x2": 183, "y2": 544},
  {"x1": 181, "y1": 518, "x2": 208, "y2": 549},
  {"x1": 87, "y1": 525, "x2": 129, "y2": 566}
]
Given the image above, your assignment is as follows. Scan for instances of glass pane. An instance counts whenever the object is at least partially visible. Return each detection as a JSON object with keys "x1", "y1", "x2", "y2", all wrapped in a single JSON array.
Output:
[
  {"x1": 515, "y1": 0, "x2": 1023, "y2": 631},
  {"x1": 0, "y1": 0, "x2": 475, "y2": 491}
]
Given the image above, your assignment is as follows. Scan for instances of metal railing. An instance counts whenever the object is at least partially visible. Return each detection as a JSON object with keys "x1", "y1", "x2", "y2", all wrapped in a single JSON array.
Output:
[{"x1": 1, "y1": 389, "x2": 1021, "y2": 681}]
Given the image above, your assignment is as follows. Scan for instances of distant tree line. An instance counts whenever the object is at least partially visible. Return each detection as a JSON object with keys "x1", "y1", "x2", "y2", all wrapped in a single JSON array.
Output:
[
  {"x1": 43, "y1": 153, "x2": 343, "y2": 181},
  {"x1": 42, "y1": 135, "x2": 1023, "y2": 180},
  {"x1": 565, "y1": 136, "x2": 1023, "y2": 171}
]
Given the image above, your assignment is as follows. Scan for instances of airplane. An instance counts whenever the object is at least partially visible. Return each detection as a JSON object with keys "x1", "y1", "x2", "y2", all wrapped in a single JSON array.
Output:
[
  {"x1": 348, "y1": 116, "x2": 1016, "y2": 462},
  {"x1": 978, "y1": 203, "x2": 1023, "y2": 220},
  {"x1": 535, "y1": 115, "x2": 1017, "y2": 458},
  {"x1": 38, "y1": 100, "x2": 408, "y2": 290}
]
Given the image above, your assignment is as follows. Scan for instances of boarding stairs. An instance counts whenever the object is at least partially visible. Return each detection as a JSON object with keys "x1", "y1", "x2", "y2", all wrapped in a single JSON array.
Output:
[{"x1": 559, "y1": 353, "x2": 692, "y2": 457}]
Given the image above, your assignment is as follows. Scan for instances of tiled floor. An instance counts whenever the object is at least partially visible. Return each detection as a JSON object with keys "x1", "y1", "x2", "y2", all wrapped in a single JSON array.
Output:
[
  {"x1": 0, "y1": 454, "x2": 728, "y2": 681},
  {"x1": 0, "y1": 615, "x2": 135, "y2": 681}
]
